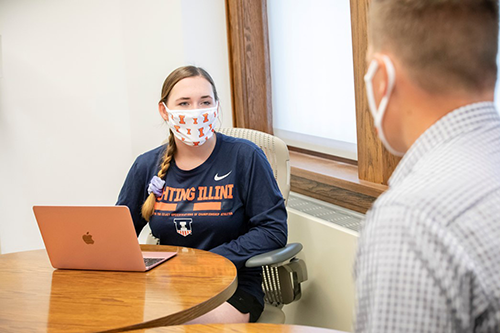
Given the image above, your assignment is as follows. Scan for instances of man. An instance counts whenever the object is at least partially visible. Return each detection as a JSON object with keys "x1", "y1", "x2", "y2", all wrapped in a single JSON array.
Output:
[{"x1": 355, "y1": 0, "x2": 500, "y2": 332}]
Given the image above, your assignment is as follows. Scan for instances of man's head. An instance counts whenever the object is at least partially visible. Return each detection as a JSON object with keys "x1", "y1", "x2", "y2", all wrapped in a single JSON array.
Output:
[
  {"x1": 370, "y1": 0, "x2": 498, "y2": 94},
  {"x1": 365, "y1": 0, "x2": 499, "y2": 154}
]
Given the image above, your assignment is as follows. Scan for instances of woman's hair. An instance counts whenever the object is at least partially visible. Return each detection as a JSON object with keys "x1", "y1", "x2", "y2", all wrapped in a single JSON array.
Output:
[{"x1": 141, "y1": 66, "x2": 219, "y2": 222}]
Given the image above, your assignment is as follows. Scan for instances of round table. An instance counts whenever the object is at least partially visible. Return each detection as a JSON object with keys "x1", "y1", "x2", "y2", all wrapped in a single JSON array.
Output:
[
  {"x1": 131, "y1": 323, "x2": 348, "y2": 333},
  {"x1": 0, "y1": 245, "x2": 237, "y2": 332}
]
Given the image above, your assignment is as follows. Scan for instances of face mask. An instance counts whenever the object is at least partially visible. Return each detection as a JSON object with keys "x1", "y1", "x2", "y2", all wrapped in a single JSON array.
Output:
[
  {"x1": 364, "y1": 56, "x2": 405, "y2": 157},
  {"x1": 163, "y1": 102, "x2": 218, "y2": 146}
]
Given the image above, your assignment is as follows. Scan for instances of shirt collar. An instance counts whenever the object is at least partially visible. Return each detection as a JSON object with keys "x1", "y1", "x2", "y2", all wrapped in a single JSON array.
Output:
[{"x1": 389, "y1": 101, "x2": 498, "y2": 187}]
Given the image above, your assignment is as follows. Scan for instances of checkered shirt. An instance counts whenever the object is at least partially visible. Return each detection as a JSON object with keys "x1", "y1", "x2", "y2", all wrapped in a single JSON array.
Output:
[{"x1": 354, "y1": 102, "x2": 500, "y2": 333}]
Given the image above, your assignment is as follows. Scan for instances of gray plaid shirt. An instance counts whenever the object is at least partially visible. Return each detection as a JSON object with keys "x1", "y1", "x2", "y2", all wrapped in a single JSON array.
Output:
[{"x1": 354, "y1": 102, "x2": 500, "y2": 333}]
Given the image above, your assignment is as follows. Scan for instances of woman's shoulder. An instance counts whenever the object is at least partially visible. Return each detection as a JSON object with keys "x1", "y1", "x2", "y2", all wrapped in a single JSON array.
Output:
[
  {"x1": 217, "y1": 132, "x2": 261, "y2": 154},
  {"x1": 217, "y1": 133, "x2": 270, "y2": 167}
]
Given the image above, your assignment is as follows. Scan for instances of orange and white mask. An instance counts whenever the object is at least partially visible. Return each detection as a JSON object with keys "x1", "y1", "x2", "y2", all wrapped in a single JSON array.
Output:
[{"x1": 163, "y1": 102, "x2": 218, "y2": 146}]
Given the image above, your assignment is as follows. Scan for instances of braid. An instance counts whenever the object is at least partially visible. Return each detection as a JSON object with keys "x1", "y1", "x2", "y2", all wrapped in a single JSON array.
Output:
[
  {"x1": 141, "y1": 131, "x2": 177, "y2": 221},
  {"x1": 158, "y1": 133, "x2": 176, "y2": 179}
]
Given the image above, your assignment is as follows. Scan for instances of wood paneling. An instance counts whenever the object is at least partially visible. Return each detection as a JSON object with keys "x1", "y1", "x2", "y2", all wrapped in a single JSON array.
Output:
[
  {"x1": 225, "y1": 0, "x2": 273, "y2": 134},
  {"x1": 349, "y1": 0, "x2": 400, "y2": 184}
]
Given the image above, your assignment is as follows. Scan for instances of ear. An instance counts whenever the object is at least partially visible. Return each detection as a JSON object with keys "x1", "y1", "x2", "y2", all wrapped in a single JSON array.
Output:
[
  {"x1": 159, "y1": 102, "x2": 168, "y2": 121},
  {"x1": 372, "y1": 53, "x2": 389, "y2": 97}
]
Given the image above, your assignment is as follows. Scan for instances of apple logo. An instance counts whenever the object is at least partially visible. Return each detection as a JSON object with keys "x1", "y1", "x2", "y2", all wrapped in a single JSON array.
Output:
[{"x1": 82, "y1": 232, "x2": 94, "y2": 245}]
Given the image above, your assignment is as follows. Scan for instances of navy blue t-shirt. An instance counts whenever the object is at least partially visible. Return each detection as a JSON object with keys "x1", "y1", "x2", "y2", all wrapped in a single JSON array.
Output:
[{"x1": 116, "y1": 132, "x2": 288, "y2": 305}]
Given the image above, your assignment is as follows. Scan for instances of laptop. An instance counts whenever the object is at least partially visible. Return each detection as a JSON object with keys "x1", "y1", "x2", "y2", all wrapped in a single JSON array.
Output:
[{"x1": 33, "y1": 205, "x2": 177, "y2": 272}]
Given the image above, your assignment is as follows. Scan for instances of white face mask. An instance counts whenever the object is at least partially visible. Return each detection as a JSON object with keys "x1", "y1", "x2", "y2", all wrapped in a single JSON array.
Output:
[
  {"x1": 163, "y1": 102, "x2": 218, "y2": 146},
  {"x1": 364, "y1": 56, "x2": 405, "y2": 157}
]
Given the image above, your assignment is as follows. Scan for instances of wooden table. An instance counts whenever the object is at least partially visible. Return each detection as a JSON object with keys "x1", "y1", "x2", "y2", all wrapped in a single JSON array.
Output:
[
  {"x1": 0, "y1": 245, "x2": 237, "y2": 332},
  {"x1": 131, "y1": 323, "x2": 348, "y2": 333}
]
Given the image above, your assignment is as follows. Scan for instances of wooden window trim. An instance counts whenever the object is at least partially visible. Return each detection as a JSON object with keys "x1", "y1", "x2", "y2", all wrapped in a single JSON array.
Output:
[
  {"x1": 225, "y1": 0, "x2": 273, "y2": 134},
  {"x1": 225, "y1": 0, "x2": 399, "y2": 213},
  {"x1": 350, "y1": 0, "x2": 401, "y2": 185},
  {"x1": 290, "y1": 151, "x2": 387, "y2": 214}
]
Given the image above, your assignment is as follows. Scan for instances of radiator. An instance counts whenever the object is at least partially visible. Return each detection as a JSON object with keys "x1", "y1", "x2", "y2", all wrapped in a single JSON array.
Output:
[
  {"x1": 283, "y1": 192, "x2": 363, "y2": 332},
  {"x1": 287, "y1": 192, "x2": 363, "y2": 233}
]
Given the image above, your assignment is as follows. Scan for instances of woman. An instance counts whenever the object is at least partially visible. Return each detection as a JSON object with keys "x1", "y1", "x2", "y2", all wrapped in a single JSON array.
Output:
[{"x1": 116, "y1": 66, "x2": 288, "y2": 323}]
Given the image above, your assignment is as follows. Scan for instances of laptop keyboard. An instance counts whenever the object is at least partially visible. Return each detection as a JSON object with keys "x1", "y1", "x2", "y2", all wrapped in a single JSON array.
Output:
[{"x1": 143, "y1": 257, "x2": 164, "y2": 267}]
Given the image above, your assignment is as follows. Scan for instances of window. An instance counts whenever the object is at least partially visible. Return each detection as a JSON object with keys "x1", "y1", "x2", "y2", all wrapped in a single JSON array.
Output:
[
  {"x1": 225, "y1": 0, "x2": 395, "y2": 213},
  {"x1": 267, "y1": 0, "x2": 357, "y2": 160}
]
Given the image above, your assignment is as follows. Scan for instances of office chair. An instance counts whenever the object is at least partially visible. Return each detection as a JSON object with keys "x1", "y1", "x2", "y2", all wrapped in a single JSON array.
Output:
[{"x1": 145, "y1": 127, "x2": 307, "y2": 324}]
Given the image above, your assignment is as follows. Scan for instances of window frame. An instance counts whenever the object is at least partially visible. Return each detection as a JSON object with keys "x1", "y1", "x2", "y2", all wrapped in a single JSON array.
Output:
[{"x1": 225, "y1": 0, "x2": 399, "y2": 213}]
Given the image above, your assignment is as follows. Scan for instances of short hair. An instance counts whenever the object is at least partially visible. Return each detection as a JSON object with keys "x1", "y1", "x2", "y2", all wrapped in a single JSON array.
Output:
[{"x1": 369, "y1": 0, "x2": 499, "y2": 94}]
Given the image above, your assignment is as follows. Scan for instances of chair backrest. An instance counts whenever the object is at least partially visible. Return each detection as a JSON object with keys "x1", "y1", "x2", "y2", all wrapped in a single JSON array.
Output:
[{"x1": 216, "y1": 128, "x2": 290, "y2": 205}]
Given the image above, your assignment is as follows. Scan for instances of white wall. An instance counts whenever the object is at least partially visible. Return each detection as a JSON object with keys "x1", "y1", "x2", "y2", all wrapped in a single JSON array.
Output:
[
  {"x1": 284, "y1": 209, "x2": 358, "y2": 332},
  {"x1": 0, "y1": 0, "x2": 232, "y2": 254}
]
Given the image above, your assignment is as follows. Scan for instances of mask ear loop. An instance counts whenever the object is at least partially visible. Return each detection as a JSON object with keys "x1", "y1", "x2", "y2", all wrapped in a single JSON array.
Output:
[
  {"x1": 364, "y1": 60, "x2": 380, "y2": 120},
  {"x1": 364, "y1": 57, "x2": 396, "y2": 122},
  {"x1": 214, "y1": 101, "x2": 223, "y2": 130},
  {"x1": 364, "y1": 59, "x2": 385, "y2": 133},
  {"x1": 378, "y1": 55, "x2": 396, "y2": 118},
  {"x1": 363, "y1": 55, "x2": 404, "y2": 156}
]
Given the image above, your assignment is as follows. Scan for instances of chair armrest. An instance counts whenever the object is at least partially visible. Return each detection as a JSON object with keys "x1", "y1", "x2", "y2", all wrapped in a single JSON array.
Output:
[{"x1": 245, "y1": 243, "x2": 303, "y2": 268}]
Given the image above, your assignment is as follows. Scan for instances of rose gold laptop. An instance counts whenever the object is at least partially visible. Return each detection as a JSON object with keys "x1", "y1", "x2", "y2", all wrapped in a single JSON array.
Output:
[{"x1": 33, "y1": 206, "x2": 176, "y2": 272}]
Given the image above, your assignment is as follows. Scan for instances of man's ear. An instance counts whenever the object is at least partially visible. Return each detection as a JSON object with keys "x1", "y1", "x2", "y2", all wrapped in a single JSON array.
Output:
[
  {"x1": 159, "y1": 102, "x2": 168, "y2": 121},
  {"x1": 372, "y1": 53, "x2": 389, "y2": 97}
]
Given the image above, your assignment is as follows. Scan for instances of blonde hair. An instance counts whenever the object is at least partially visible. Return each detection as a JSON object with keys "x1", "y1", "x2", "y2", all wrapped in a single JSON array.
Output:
[
  {"x1": 141, "y1": 66, "x2": 219, "y2": 221},
  {"x1": 369, "y1": 0, "x2": 498, "y2": 94}
]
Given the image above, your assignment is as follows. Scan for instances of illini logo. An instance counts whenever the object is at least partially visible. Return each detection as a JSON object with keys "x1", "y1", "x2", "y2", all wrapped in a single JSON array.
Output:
[{"x1": 174, "y1": 219, "x2": 192, "y2": 237}]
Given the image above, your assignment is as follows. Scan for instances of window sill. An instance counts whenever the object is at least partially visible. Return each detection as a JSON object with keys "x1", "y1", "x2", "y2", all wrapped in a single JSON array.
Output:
[{"x1": 289, "y1": 151, "x2": 388, "y2": 214}]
